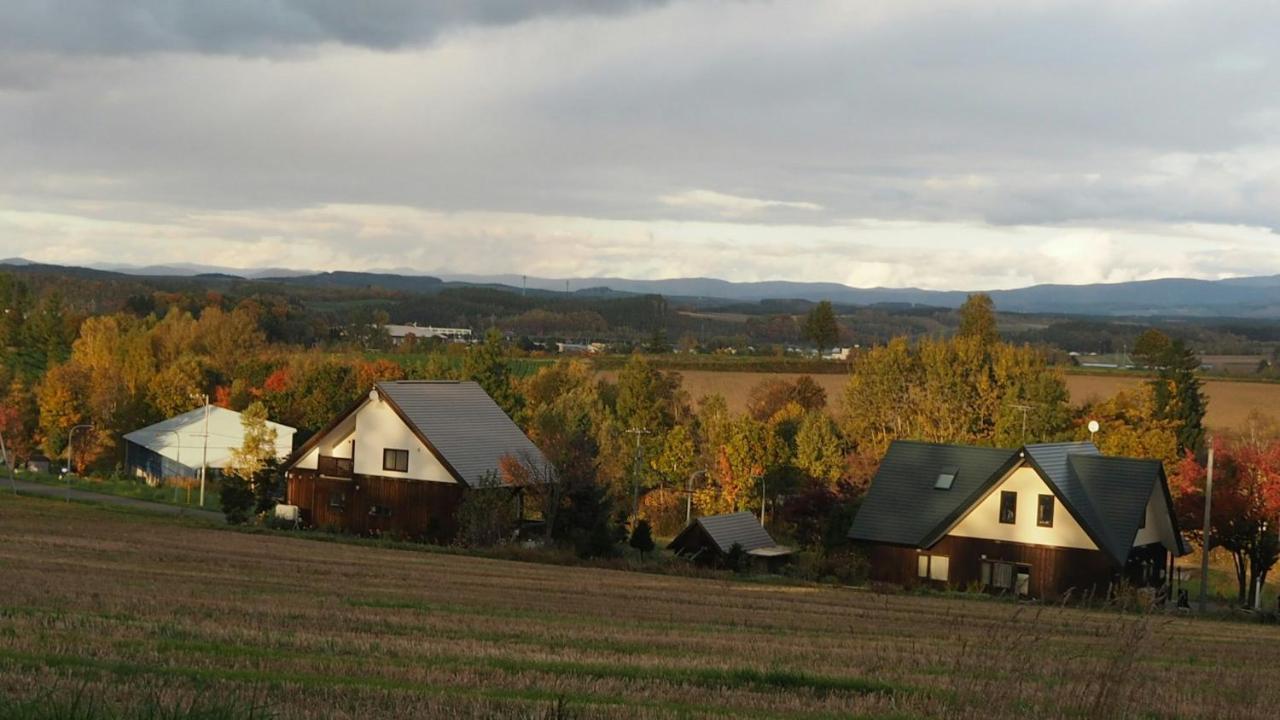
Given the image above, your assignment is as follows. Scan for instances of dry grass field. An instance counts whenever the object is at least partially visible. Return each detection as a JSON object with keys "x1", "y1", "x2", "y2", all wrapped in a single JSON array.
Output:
[
  {"x1": 611, "y1": 369, "x2": 1280, "y2": 430},
  {"x1": 3, "y1": 496, "x2": 1280, "y2": 719}
]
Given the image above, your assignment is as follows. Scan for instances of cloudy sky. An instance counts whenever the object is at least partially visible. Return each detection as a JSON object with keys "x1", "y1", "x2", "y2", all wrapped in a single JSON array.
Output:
[{"x1": 2, "y1": 0, "x2": 1279, "y2": 290}]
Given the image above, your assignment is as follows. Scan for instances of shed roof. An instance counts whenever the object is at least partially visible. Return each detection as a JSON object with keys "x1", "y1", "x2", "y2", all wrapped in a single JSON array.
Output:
[
  {"x1": 669, "y1": 511, "x2": 786, "y2": 555},
  {"x1": 374, "y1": 381, "x2": 551, "y2": 486}
]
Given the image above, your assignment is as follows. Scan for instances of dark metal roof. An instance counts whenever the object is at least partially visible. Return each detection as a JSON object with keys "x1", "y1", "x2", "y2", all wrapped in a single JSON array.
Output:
[
  {"x1": 375, "y1": 381, "x2": 551, "y2": 486},
  {"x1": 848, "y1": 440, "x2": 1019, "y2": 547},
  {"x1": 850, "y1": 439, "x2": 1184, "y2": 565},
  {"x1": 671, "y1": 511, "x2": 780, "y2": 554}
]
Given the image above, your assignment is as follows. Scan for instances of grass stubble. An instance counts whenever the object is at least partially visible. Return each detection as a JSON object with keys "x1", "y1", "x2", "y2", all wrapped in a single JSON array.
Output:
[{"x1": 1, "y1": 495, "x2": 1278, "y2": 719}]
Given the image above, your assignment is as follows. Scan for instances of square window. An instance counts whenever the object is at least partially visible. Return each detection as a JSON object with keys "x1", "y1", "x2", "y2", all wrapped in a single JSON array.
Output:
[
  {"x1": 368, "y1": 504, "x2": 393, "y2": 518},
  {"x1": 382, "y1": 448, "x2": 409, "y2": 473},
  {"x1": 327, "y1": 491, "x2": 346, "y2": 509},
  {"x1": 934, "y1": 466, "x2": 959, "y2": 490},
  {"x1": 1037, "y1": 494, "x2": 1055, "y2": 527},
  {"x1": 917, "y1": 554, "x2": 929, "y2": 578},
  {"x1": 929, "y1": 556, "x2": 949, "y2": 582},
  {"x1": 999, "y1": 491, "x2": 1017, "y2": 524}
]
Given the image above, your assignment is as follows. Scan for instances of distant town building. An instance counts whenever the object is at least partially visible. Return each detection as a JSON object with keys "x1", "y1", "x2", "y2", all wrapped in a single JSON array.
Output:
[{"x1": 385, "y1": 324, "x2": 472, "y2": 345}]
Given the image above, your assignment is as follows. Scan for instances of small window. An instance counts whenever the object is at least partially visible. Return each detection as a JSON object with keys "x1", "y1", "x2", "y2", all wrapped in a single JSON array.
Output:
[
  {"x1": 382, "y1": 448, "x2": 409, "y2": 473},
  {"x1": 917, "y1": 554, "x2": 929, "y2": 578},
  {"x1": 368, "y1": 505, "x2": 393, "y2": 518},
  {"x1": 327, "y1": 491, "x2": 346, "y2": 509},
  {"x1": 1138, "y1": 508, "x2": 1147, "y2": 529},
  {"x1": 929, "y1": 556, "x2": 949, "y2": 582},
  {"x1": 934, "y1": 466, "x2": 959, "y2": 490},
  {"x1": 999, "y1": 491, "x2": 1017, "y2": 524},
  {"x1": 1037, "y1": 494, "x2": 1055, "y2": 528}
]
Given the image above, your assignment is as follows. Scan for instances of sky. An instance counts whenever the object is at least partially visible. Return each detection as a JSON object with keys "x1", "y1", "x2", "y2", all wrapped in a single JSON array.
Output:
[{"x1": 2, "y1": 0, "x2": 1280, "y2": 290}]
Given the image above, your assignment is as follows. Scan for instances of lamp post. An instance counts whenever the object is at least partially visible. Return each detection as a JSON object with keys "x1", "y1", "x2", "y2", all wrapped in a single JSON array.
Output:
[
  {"x1": 756, "y1": 474, "x2": 766, "y2": 526},
  {"x1": 625, "y1": 427, "x2": 650, "y2": 525},
  {"x1": 685, "y1": 469, "x2": 706, "y2": 526},
  {"x1": 65, "y1": 423, "x2": 94, "y2": 502}
]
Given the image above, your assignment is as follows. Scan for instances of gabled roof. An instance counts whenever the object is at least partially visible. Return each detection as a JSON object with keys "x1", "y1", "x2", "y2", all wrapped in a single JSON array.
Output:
[
  {"x1": 850, "y1": 440, "x2": 1185, "y2": 565},
  {"x1": 375, "y1": 381, "x2": 551, "y2": 485},
  {"x1": 669, "y1": 511, "x2": 785, "y2": 555},
  {"x1": 124, "y1": 406, "x2": 295, "y2": 469},
  {"x1": 847, "y1": 440, "x2": 1020, "y2": 547},
  {"x1": 287, "y1": 381, "x2": 551, "y2": 487}
]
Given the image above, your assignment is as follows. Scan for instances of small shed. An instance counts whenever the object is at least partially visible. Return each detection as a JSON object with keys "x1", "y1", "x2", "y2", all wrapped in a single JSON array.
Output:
[
  {"x1": 24, "y1": 455, "x2": 51, "y2": 474},
  {"x1": 668, "y1": 511, "x2": 793, "y2": 567}
]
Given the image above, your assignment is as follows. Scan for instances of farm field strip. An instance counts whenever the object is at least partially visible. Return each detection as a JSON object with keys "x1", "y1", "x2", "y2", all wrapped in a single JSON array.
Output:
[{"x1": 3, "y1": 496, "x2": 1280, "y2": 718}]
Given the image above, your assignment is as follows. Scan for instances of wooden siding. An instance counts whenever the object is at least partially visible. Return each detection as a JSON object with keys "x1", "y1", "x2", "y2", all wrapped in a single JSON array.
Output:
[
  {"x1": 286, "y1": 469, "x2": 463, "y2": 542},
  {"x1": 861, "y1": 535, "x2": 1123, "y2": 600}
]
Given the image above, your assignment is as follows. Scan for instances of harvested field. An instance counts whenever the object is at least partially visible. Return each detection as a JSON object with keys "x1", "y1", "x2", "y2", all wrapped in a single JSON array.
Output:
[
  {"x1": 608, "y1": 369, "x2": 1280, "y2": 430},
  {"x1": 3, "y1": 496, "x2": 1280, "y2": 718}
]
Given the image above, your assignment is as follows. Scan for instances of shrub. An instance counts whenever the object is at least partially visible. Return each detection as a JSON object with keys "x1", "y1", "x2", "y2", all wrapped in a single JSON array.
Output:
[
  {"x1": 219, "y1": 474, "x2": 255, "y2": 525},
  {"x1": 456, "y1": 483, "x2": 518, "y2": 547},
  {"x1": 723, "y1": 542, "x2": 749, "y2": 574}
]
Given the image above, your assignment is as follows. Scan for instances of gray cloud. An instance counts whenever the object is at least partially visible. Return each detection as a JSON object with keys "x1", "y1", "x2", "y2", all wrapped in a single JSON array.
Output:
[
  {"x1": 4, "y1": 0, "x2": 666, "y2": 55},
  {"x1": 2, "y1": 0, "x2": 1280, "y2": 286}
]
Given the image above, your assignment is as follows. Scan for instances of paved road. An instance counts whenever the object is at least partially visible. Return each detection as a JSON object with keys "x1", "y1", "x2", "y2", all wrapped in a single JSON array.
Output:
[{"x1": 2, "y1": 478, "x2": 226, "y2": 523}]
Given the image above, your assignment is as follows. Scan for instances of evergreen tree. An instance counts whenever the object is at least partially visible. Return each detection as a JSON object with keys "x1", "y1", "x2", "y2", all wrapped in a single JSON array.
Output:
[
  {"x1": 220, "y1": 474, "x2": 255, "y2": 525},
  {"x1": 957, "y1": 293, "x2": 999, "y2": 346},
  {"x1": 1151, "y1": 339, "x2": 1207, "y2": 455},
  {"x1": 628, "y1": 519, "x2": 655, "y2": 555},
  {"x1": 801, "y1": 301, "x2": 839, "y2": 355}
]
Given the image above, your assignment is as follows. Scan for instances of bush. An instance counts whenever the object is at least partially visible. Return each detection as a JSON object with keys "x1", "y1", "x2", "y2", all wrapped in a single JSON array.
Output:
[
  {"x1": 220, "y1": 474, "x2": 255, "y2": 525},
  {"x1": 456, "y1": 485, "x2": 518, "y2": 547},
  {"x1": 723, "y1": 542, "x2": 750, "y2": 574}
]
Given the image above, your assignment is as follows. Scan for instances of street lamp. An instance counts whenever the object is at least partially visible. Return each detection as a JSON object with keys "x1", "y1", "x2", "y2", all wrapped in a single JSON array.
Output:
[{"x1": 65, "y1": 423, "x2": 94, "y2": 502}]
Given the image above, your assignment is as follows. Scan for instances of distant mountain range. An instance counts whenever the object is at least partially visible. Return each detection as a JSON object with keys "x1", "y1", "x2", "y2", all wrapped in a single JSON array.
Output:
[{"x1": 6, "y1": 258, "x2": 1280, "y2": 318}]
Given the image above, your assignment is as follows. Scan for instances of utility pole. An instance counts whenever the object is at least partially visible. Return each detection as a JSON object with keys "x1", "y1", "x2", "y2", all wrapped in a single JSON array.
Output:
[
  {"x1": 625, "y1": 427, "x2": 650, "y2": 525},
  {"x1": 1011, "y1": 403, "x2": 1033, "y2": 443},
  {"x1": 685, "y1": 469, "x2": 705, "y2": 526},
  {"x1": 1198, "y1": 438, "x2": 1215, "y2": 613},
  {"x1": 0, "y1": 429, "x2": 16, "y2": 495},
  {"x1": 198, "y1": 394, "x2": 210, "y2": 508}
]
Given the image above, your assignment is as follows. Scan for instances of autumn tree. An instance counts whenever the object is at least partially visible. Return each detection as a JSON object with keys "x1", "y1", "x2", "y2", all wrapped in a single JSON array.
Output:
[
  {"x1": 147, "y1": 355, "x2": 206, "y2": 418},
  {"x1": 1171, "y1": 433, "x2": 1280, "y2": 607},
  {"x1": 464, "y1": 329, "x2": 523, "y2": 420},
  {"x1": 801, "y1": 301, "x2": 840, "y2": 355},
  {"x1": 957, "y1": 293, "x2": 999, "y2": 346},
  {"x1": 225, "y1": 401, "x2": 279, "y2": 484},
  {"x1": 1131, "y1": 328, "x2": 1172, "y2": 369},
  {"x1": 1075, "y1": 388, "x2": 1179, "y2": 467},
  {"x1": 746, "y1": 376, "x2": 828, "y2": 422},
  {"x1": 794, "y1": 412, "x2": 845, "y2": 485}
]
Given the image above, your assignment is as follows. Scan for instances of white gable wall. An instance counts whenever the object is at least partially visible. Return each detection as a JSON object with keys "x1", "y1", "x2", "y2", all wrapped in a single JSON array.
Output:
[
  {"x1": 292, "y1": 392, "x2": 457, "y2": 483},
  {"x1": 949, "y1": 464, "x2": 1098, "y2": 551},
  {"x1": 1132, "y1": 483, "x2": 1179, "y2": 552},
  {"x1": 351, "y1": 393, "x2": 455, "y2": 483}
]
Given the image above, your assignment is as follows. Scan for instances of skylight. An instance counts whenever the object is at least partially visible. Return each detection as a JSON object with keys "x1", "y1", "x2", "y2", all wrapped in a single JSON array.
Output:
[{"x1": 934, "y1": 466, "x2": 959, "y2": 490}]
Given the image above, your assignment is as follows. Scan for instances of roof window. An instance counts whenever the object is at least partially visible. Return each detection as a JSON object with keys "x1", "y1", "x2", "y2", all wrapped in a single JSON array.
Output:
[{"x1": 934, "y1": 466, "x2": 959, "y2": 490}]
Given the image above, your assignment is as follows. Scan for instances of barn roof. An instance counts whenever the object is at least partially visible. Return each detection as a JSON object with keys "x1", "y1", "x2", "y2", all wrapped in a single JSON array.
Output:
[
  {"x1": 374, "y1": 381, "x2": 551, "y2": 486},
  {"x1": 669, "y1": 511, "x2": 788, "y2": 556},
  {"x1": 849, "y1": 440, "x2": 1185, "y2": 565},
  {"x1": 124, "y1": 406, "x2": 295, "y2": 469}
]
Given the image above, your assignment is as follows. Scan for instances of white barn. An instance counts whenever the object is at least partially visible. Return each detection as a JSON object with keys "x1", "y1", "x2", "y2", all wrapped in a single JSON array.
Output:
[{"x1": 123, "y1": 406, "x2": 296, "y2": 484}]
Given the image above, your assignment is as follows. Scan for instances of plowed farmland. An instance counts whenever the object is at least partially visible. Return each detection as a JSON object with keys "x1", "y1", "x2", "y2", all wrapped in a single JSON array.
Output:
[{"x1": 2, "y1": 496, "x2": 1279, "y2": 719}]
